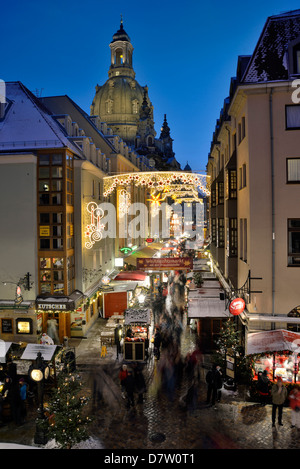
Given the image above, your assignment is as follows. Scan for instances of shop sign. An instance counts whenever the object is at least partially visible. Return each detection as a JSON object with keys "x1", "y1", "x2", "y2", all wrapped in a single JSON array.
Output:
[
  {"x1": 226, "y1": 355, "x2": 235, "y2": 378},
  {"x1": 137, "y1": 257, "x2": 193, "y2": 270},
  {"x1": 229, "y1": 298, "x2": 245, "y2": 316},
  {"x1": 39, "y1": 226, "x2": 50, "y2": 236},
  {"x1": 37, "y1": 303, "x2": 67, "y2": 310}
]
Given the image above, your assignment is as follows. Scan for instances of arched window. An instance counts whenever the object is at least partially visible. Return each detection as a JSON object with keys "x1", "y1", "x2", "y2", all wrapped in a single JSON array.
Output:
[
  {"x1": 115, "y1": 48, "x2": 124, "y2": 66},
  {"x1": 288, "y1": 305, "x2": 300, "y2": 332}
]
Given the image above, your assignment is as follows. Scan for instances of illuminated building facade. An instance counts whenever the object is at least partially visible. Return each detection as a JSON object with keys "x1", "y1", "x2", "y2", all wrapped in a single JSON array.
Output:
[{"x1": 207, "y1": 9, "x2": 300, "y2": 337}]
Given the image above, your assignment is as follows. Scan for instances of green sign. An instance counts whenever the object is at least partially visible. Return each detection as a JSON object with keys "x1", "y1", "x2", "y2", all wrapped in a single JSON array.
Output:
[{"x1": 120, "y1": 247, "x2": 133, "y2": 254}]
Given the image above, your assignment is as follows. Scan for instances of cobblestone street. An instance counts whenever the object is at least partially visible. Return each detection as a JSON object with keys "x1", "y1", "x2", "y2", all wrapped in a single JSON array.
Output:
[{"x1": 1, "y1": 318, "x2": 300, "y2": 451}]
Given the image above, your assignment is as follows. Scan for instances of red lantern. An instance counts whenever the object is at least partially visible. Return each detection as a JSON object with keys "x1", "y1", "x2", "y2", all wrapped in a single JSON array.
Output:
[{"x1": 229, "y1": 298, "x2": 245, "y2": 316}]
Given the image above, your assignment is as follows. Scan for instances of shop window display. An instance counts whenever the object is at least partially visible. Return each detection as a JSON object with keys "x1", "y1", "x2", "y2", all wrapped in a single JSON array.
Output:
[{"x1": 252, "y1": 353, "x2": 300, "y2": 383}]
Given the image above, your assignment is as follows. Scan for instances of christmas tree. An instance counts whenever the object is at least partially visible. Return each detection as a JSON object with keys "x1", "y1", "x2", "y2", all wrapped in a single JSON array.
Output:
[{"x1": 44, "y1": 372, "x2": 92, "y2": 449}]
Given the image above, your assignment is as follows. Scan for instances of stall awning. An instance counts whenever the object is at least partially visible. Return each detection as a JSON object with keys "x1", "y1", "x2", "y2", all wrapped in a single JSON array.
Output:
[
  {"x1": 246, "y1": 329, "x2": 300, "y2": 355},
  {"x1": 124, "y1": 308, "x2": 151, "y2": 324},
  {"x1": 114, "y1": 271, "x2": 148, "y2": 281},
  {"x1": 188, "y1": 298, "x2": 228, "y2": 318},
  {"x1": 0, "y1": 342, "x2": 13, "y2": 363}
]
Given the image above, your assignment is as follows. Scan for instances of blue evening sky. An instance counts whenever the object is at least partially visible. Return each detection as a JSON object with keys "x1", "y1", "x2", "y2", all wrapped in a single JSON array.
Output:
[{"x1": 2, "y1": 0, "x2": 300, "y2": 171}]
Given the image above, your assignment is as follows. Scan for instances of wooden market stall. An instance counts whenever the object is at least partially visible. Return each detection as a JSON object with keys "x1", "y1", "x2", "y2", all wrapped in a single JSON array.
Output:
[
  {"x1": 123, "y1": 308, "x2": 151, "y2": 362},
  {"x1": 246, "y1": 329, "x2": 300, "y2": 383}
]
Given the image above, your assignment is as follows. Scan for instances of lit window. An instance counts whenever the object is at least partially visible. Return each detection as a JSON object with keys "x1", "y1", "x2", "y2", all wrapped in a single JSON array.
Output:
[{"x1": 287, "y1": 158, "x2": 300, "y2": 182}]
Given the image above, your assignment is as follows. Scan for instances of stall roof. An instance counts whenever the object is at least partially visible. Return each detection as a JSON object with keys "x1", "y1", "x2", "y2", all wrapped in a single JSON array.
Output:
[
  {"x1": 246, "y1": 329, "x2": 300, "y2": 355},
  {"x1": 188, "y1": 297, "x2": 228, "y2": 318},
  {"x1": 0, "y1": 342, "x2": 13, "y2": 363},
  {"x1": 124, "y1": 308, "x2": 151, "y2": 325},
  {"x1": 114, "y1": 271, "x2": 148, "y2": 281}
]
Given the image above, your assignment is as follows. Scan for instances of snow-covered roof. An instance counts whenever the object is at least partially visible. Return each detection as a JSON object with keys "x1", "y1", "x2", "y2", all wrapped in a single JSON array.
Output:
[{"x1": 0, "y1": 82, "x2": 82, "y2": 156}]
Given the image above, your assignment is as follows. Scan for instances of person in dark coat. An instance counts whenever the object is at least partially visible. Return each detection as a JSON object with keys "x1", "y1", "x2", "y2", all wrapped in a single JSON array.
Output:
[
  {"x1": 114, "y1": 324, "x2": 122, "y2": 359},
  {"x1": 134, "y1": 368, "x2": 146, "y2": 403},
  {"x1": 206, "y1": 364, "x2": 222, "y2": 406},
  {"x1": 257, "y1": 370, "x2": 270, "y2": 406},
  {"x1": 154, "y1": 327, "x2": 162, "y2": 360},
  {"x1": 124, "y1": 370, "x2": 135, "y2": 408}
]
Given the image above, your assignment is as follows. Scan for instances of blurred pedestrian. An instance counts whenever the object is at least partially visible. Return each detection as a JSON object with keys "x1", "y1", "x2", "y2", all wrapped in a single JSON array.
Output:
[
  {"x1": 289, "y1": 385, "x2": 300, "y2": 429},
  {"x1": 257, "y1": 370, "x2": 270, "y2": 406},
  {"x1": 186, "y1": 379, "x2": 198, "y2": 414},
  {"x1": 134, "y1": 368, "x2": 146, "y2": 403},
  {"x1": 271, "y1": 377, "x2": 287, "y2": 427},
  {"x1": 19, "y1": 378, "x2": 28, "y2": 423},
  {"x1": 206, "y1": 364, "x2": 222, "y2": 406},
  {"x1": 114, "y1": 324, "x2": 122, "y2": 359},
  {"x1": 119, "y1": 364, "x2": 128, "y2": 398},
  {"x1": 124, "y1": 370, "x2": 135, "y2": 408},
  {"x1": 154, "y1": 327, "x2": 162, "y2": 360}
]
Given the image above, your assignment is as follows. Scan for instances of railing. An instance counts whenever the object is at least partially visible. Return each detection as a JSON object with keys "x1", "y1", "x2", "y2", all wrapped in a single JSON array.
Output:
[{"x1": 0, "y1": 139, "x2": 62, "y2": 149}]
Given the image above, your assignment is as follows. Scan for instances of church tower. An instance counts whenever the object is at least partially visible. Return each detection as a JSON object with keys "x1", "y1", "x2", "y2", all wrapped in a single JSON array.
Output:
[
  {"x1": 90, "y1": 19, "x2": 181, "y2": 170},
  {"x1": 90, "y1": 19, "x2": 155, "y2": 147}
]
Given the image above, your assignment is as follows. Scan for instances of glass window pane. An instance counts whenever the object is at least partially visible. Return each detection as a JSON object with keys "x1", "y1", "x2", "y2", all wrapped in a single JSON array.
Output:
[
  {"x1": 53, "y1": 258, "x2": 64, "y2": 268},
  {"x1": 40, "y1": 258, "x2": 51, "y2": 269},
  {"x1": 40, "y1": 213, "x2": 50, "y2": 223},
  {"x1": 52, "y1": 154, "x2": 63, "y2": 165},
  {"x1": 52, "y1": 180, "x2": 63, "y2": 191},
  {"x1": 39, "y1": 155, "x2": 50, "y2": 165},
  {"x1": 40, "y1": 239, "x2": 50, "y2": 249},
  {"x1": 53, "y1": 212, "x2": 63, "y2": 223},
  {"x1": 287, "y1": 159, "x2": 300, "y2": 182},
  {"x1": 39, "y1": 194, "x2": 50, "y2": 205},
  {"x1": 40, "y1": 283, "x2": 51, "y2": 293},
  {"x1": 39, "y1": 181, "x2": 50, "y2": 191},
  {"x1": 52, "y1": 167, "x2": 63, "y2": 178},
  {"x1": 52, "y1": 193, "x2": 62, "y2": 205},
  {"x1": 39, "y1": 167, "x2": 49, "y2": 178},
  {"x1": 286, "y1": 105, "x2": 300, "y2": 129}
]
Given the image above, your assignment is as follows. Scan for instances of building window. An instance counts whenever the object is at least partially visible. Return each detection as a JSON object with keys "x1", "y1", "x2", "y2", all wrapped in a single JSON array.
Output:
[
  {"x1": 211, "y1": 218, "x2": 216, "y2": 243},
  {"x1": 229, "y1": 218, "x2": 237, "y2": 257},
  {"x1": 287, "y1": 158, "x2": 300, "y2": 182},
  {"x1": 217, "y1": 182, "x2": 224, "y2": 205},
  {"x1": 217, "y1": 218, "x2": 225, "y2": 248},
  {"x1": 239, "y1": 218, "x2": 247, "y2": 262},
  {"x1": 288, "y1": 219, "x2": 300, "y2": 266},
  {"x1": 211, "y1": 188, "x2": 216, "y2": 207},
  {"x1": 239, "y1": 164, "x2": 246, "y2": 189},
  {"x1": 286, "y1": 105, "x2": 300, "y2": 129},
  {"x1": 226, "y1": 170, "x2": 237, "y2": 199}
]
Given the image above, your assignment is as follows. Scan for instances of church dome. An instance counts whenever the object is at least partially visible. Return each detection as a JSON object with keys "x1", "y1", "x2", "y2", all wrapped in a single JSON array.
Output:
[
  {"x1": 112, "y1": 22, "x2": 130, "y2": 43},
  {"x1": 91, "y1": 77, "x2": 148, "y2": 144},
  {"x1": 90, "y1": 21, "x2": 154, "y2": 146}
]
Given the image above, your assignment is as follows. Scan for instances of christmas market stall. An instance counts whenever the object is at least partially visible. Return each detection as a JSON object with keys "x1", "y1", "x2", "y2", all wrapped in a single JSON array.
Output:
[
  {"x1": 246, "y1": 329, "x2": 300, "y2": 383},
  {"x1": 123, "y1": 308, "x2": 151, "y2": 362}
]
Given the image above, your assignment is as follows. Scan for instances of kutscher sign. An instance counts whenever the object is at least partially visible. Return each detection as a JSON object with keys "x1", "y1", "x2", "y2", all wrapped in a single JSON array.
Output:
[{"x1": 137, "y1": 257, "x2": 193, "y2": 270}]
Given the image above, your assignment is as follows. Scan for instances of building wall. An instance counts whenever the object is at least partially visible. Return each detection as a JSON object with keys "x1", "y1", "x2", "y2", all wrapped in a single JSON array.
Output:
[{"x1": 0, "y1": 154, "x2": 38, "y2": 301}]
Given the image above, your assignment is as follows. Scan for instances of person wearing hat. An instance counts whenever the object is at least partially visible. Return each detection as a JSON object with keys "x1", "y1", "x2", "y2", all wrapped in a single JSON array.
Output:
[{"x1": 271, "y1": 376, "x2": 287, "y2": 427}]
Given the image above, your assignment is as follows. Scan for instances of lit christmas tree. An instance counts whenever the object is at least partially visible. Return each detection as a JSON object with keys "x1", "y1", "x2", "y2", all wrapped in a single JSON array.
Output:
[{"x1": 44, "y1": 372, "x2": 92, "y2": 449}]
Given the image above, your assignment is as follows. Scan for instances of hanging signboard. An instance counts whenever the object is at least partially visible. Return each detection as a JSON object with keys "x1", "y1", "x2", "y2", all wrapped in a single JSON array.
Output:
[
  {"x1": 226, "y1": 354, "x2": 235, "y2": 378},
  {"x1": 137, "y1": 257, "x2": 193, "y2": 270},
  {"x1": 229, "y1": 298, "x2": 245, "y2": 316}
]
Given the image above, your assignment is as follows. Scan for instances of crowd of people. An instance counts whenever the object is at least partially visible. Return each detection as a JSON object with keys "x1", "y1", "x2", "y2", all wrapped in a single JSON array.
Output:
[{"x1": 0, "y1": 359, "x2": 33, "y2": 426}]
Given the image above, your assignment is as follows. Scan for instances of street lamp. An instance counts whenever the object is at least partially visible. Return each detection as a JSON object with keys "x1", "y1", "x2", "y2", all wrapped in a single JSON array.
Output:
[{"x1": 29, "y1": 352, "x2": 50, "y2": 445}]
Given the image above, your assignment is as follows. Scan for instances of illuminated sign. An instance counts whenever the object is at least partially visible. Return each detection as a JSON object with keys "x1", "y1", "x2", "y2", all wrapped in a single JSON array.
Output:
[
  {"x1": 120, "y1": 247, "x2": 133, "y2": 254},
  {"x1": 229, "y1": 298, "x2": 245, "y2": 316}
]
